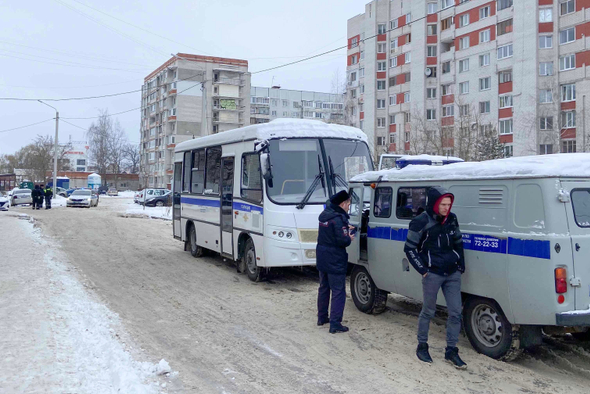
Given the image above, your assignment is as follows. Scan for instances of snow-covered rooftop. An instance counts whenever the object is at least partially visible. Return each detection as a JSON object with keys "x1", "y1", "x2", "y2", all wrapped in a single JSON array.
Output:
[
  {"x1": 176, "y1": 119, "x2": 367, "y2": 152},
  {"x1": 396, "y1": 154, "x2": 464, "y2": 162},
  {"x1": 351, "y1": 153, "x2": 590, "y2": 183}
]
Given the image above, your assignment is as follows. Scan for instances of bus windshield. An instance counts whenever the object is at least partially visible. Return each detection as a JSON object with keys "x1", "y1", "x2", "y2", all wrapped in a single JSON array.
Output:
[
  {"x1": 323, "y1": 139, "x2": 373, "y2": 193},
  {"x1": 266, "y1": 139, "x2": 327, "y2": 204}
]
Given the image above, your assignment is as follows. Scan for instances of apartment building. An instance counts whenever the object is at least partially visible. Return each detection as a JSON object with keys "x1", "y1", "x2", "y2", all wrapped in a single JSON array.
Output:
[
  {"x1": 139, "y1": 53, "x2": 251, "y2": 189},
  {"x1": 347, "y1": 0, "x2": 590, "y2": 159},
  {"x1": 250, "y1": 86, "x2": 346, "y2": 124},
  {"x1": 62, "y1": 139, "x2": 90, "y2": 172}
]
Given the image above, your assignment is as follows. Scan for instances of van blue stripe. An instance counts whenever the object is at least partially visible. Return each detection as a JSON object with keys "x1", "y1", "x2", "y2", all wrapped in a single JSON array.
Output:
[
  {"x1": 367, "y1": 227, "x2": 550, "y2": 260},
  {"x1": 233, "y1": 202, "x2": 264, "y2": 214},
  {"x1": 181, "y1": 197, "x2": 220, "y2": 207}
]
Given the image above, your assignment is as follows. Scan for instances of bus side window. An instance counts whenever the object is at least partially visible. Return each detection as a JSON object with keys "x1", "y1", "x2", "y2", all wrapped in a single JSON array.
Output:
[
  {"x1": 241, "y1": 153, "x2": 262, "y2": 202},
  {"x1": 374, "y1": 187, "x2": 393, "y2": 218},
  {"x1": 182, "y1": 151, "x2": 192, "y2": 192},
  {"x1": 191, "y1": 149, "x2": 205, "y2": 194},
  {"x1": 205, "y1": 147, "x2": 222, "y2": 194},
  {"x1": 396, "y1": 187, "x2": 429, "y2": 219}
]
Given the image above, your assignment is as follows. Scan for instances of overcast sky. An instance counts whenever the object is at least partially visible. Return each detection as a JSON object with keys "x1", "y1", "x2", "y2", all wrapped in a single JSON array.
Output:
[{"x1": 0, "y1": 0, "x2": 365, "y2": 155}]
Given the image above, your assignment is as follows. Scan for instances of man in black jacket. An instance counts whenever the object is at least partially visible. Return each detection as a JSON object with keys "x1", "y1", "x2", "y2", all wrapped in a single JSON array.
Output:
[
  {"x1": 32, "y1": 185, "x2": 42, "y2": 210},
  {"x1": 316, "y1": 190, "x2": 355, "y2": 334},
  {"x1": 404, "y1": 186, "x2": 467, "y2": 369}
]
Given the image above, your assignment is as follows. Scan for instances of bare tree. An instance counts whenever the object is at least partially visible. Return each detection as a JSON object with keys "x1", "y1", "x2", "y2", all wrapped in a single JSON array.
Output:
[
  {"x1": 122, "y1": 143, "x2": 140, "y2": 174},
  {"x1": 330, "y1": 69, "x2": 354, "y2": 126},
  {"x1": 108, "y1": 119, "x2": 126, "y2": 174},
  {"x1": 87, "y1": 109, "x2": 129, "y2": 179}
]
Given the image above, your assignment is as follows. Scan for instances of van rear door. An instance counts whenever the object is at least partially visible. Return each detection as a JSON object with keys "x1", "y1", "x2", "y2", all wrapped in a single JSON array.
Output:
[
  {"x1": 347, "y1": 185, "x2": 364, "y2": 264},
  {"x1": 562, "y1": 180, "x2": 590, "y2": 311}
]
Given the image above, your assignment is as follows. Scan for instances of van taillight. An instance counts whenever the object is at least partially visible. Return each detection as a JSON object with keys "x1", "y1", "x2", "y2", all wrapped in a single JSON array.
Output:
[{"x1": 555, "y1": 268, "x2": 567, "y2": 294}]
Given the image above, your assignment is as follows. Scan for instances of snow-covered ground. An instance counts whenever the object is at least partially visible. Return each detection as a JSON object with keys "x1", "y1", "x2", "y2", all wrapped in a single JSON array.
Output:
[
  {"x1": 124, "y1": 204, "x2": 172, "y2": 220},
  {"x1": 0, "y1": 215, "x2": 175, "y2": 393}
]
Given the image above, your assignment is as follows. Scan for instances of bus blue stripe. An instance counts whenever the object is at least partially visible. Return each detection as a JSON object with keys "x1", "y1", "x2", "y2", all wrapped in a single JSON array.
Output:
[
  {"x1": 181, "y1": 197, "x2": 220, "y2": 207},
  {"x1": 233, "y1": 202, "x2": 264, "y2": 214}
]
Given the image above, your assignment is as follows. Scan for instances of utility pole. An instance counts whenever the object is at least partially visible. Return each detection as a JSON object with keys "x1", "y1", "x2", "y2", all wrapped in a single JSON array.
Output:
[{"x1": 39, "y1": 100, "x2": 59, "y2": 199}]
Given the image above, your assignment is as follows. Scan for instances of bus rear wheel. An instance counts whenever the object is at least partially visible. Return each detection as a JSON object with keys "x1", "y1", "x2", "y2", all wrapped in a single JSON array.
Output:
[
  {"x1": 189, "y1": 224, "x2": 204, "y2": 258},
  {"x1": 244, "y1": 238, "x2": 263, "y2": 282},
  {"x1": 350, "y1": 265, "x2": 388, "y2": 314},
  {"x1": 463, "y1": 296, "x2": 521, "y2": 360}
]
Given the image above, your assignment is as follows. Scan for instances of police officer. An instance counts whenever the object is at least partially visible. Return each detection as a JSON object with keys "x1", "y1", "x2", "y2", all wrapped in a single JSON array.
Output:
[
  {"x1": 404, "y1": 186, "x2": 467, "y2": 369},
  {"x1": 316, "y1": 190, "x2": 355, "y2": 334},
  {"x1": 44, "y1": 185, "x2": 53, "y2": 209},
  {"x1": 31, "y1": 185, "x2": 42, "y2": 210}
]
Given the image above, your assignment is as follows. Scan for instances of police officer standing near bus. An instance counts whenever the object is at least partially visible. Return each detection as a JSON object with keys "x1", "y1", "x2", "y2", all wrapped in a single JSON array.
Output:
[
  {"x1": 404, "y1": 186, "x2": 467, "y2": 369},
  {"x1": 316, "y1": 190, "x2": 355, "y2": 334},
  {"x1": 44, "y1": 185, "x2": 53, "y2": 209}
]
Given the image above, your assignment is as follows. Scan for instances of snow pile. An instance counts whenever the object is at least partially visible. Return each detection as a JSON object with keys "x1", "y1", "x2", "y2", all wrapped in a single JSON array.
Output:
[
  {"x1": 103, "y1": 191, "x2": 135, "y2": 199},
  {"x1": 352, "y1": 153, "x2": 590, "y2": 182},
  {"x1": 125, "y1": 205, "x2": 172, "y2": 220},
  {"x1": 52, "y1": 195, "x2": 68, "y2": 207}
]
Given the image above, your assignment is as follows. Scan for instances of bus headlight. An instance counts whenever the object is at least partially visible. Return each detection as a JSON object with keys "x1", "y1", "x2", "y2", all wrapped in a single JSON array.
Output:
[
  {"x1": 286, "y1": 232, "x2": 293, "y2": 239},
  {"x1": 305, "y1": 249, "x2": 316, "y2": 259},
  {"x1": 278, "y1": 231, "x2": 284, "y2": 238}
]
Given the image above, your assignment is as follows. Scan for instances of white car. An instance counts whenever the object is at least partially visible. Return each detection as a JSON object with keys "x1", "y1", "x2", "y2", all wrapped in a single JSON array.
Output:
[
  {"x1": 134, "y1": 190, "x2": 144, "y2": 204},
  {"x1": 67, "y1": 189, "x2": 99, "y2": 208},
  {"x1": 0, "y1": 192, "x2": 9, "y2": 211},
  {"x1": 10, "y1": 189, "x2": 33, "y2": 206}
]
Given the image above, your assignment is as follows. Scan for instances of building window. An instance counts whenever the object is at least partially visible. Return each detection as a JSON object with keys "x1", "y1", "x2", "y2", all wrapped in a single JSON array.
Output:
[
  {"x1": 459, "y1": 104, "x2": 470, "y2": 117},
  {"x1": 390, "y1": 38, "x2": 398, "y2": 51},
  {"x1": 442, "y1": 84, "x2": 452, "y2": 95},
  {"x1": 480, "y1": 6, "x2": 491, "y2": 19},
  {"x1": 459, "y1": 14, "x2": 470, "y2": 27},
  {"x1": 479, "y1": 53, "x2": 490, "y2": 67},
  {"x1": 361, "y1": 51, "x2": 365, "y2": 60},
  {"x1": 497, "y1": 19, "x2": 513, "y2": 36},
  {"x1": 427, "y1": 88, "x2": 437, "y2": 99},
  {"x1": 377, "y1": 80, "x2": 386, "y2": 90},
  {"x1": 377, "y1": 99, "x2": 386, "y2": 109},
  {"x1": 378, "y1": 43, "x2": 387, "y2": 53},
  {"x1": 406, "y1": 13, "x2": 411, "y2": 23},
  {"x1": 378, "y1": 61, "x2": 387, "y2": 71},
  {"x1": 390, "y1": 57, "x2": 398, "y2": 68},
  {"x1": 499, "y1": 69, "x2": 512, "y2": 83},
  {"x1": 539, "y1": 8, "x2": 553, "y2": 22},
  {"x1": 539, "y1": 35, "x2": 553, "y2": 49},
  {"x1": 560, "y1": 0, "x2": 575, "y2": 16},
  {"x1": 504, "y1": 145, "x2": 513, "y2": 158},
  {"x1": 479, "y1": 101, "x2": 490, "y2": 114},
  {"x1": 351, "y1": 89, "x2": 357, "y2": 98},
  {"x1": 441, "y1": 17, "x2": 453, "y2": 31},
  {"x1": 377, "y1": 137, "x2": 386, "y2": 145},
  {"x1": 377, "y1": 118, "x2": 386, "y2": 128},
  {"x1": 442, "y1": 105, "x2": 454, "y2": 117},
  {"x1": 389, "y1": 114, "x2": 396, "y2": 124},
  {"x1": 479, "y1": 77, "x2": 491, "y2": 91},
  {"x1": 497, "y1": 44, "x2": 513, "y2": 59},
  {"x1": 427, "y1": 45, "x2": 437, "y2": 57},
  {"x1": 389, "y1": 77, "x2": 396, "y2": 87},
  {"x1": 499, "y1": 119, "x2": 513, "y2": 135},
  {"x1": 480, "y1": 29, "x2": 491, "y2": 43},
  {"x1": 427, "y1": 109, "x2": 437, "y2": 120},
  {"x1": 540, "y1": 116, "x2": 554, "y2": 130},
  {"x1": 540, "y1": 144, "x2": 554, "y2": 155},
  {"x1": 539, "y1": 62, "x2": 553, "y2": 76},
  {"x1": 350, "y1": 72, "x2": 357, "y2": 82},
  {"x1": 389, "y1": 133, "x2": 396, "y2": 144},
  {"x1": 560, "y1": 28, "x2": 575, "y2": 45},
  {"x1": 562, "y1": 140, "x2": 576, "y2": 153},
  {"x1": 442, "y1": 61, "x2": 451, "y2": 74},
  {"x1": 77, "y1": 159, "x2": 86, "y2": 166},
  {"x1": 459, "y1": 36, "x2": 470, "y2": 50},
  {"x1": 459, "y1": 58, "x2": 469, "y2": 73},
  {"x1": 427, "y1": 2, "x2": 438, "y2": 14},
  {"x1": 405, "y1": 52, "x2": 411, "y2": 63},
  {"x1": 561, "y1": 83, "x2": 576, "y2": 101},
  {"x1": 539, "y1": 89, "x2": 553, "y2": 103},
  {"x1": 499, "y1": 95, "x2": 513, "y2": 108},
  {"x1": 497, "y1": 0, "x2": 513, "y2": 11},
  {"x1": 405, "y1": 92, "x2": 411, "y2": 102},
  {"x1": 560, "y1": 54, "x2": 575, "y2": 71},
  {"x1": 404, "y1": 112, "x2": 411, "y2": 123},
  {"x1": 378, "y1": 24, "x2": 387, "y2": 34},
  {"x1": 562, "y1": 111, "x2": 576, "y2": 128},
  {"x1": 390, "y1": 19, "x2": 398, "y2": 30},
  {"x1": 427, "y1": 24, "x2": 437, "y2": 35}
]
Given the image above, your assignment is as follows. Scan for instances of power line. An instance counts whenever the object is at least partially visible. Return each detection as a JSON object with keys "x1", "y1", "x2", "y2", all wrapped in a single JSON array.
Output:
[
  {"x1": 0, "y1": 118, "x2": 54, "y2": 134},
  {"x1": 60, "y1": 119, "x2": 88, "y2": 131}
]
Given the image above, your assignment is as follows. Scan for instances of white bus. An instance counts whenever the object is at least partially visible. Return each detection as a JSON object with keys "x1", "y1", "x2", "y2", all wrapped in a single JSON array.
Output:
[{"x1": 172, "y1": 119, "x2": 373, "y2": 281}]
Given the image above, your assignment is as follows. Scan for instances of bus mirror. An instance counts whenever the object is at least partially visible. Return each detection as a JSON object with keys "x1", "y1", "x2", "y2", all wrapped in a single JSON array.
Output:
[{"x1": 260, "y1": 153, "x2": 273, "y2": 187}]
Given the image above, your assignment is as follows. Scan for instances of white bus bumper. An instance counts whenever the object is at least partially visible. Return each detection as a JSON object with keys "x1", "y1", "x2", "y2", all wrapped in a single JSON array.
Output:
[{"x1": 263, "y1": 238, "x2": 316, "y2": 268}]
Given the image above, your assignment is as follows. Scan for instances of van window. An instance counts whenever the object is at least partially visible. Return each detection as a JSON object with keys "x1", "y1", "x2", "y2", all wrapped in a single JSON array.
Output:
[
  {"x1": 396, "y1": 187, "x2": 429, "y2": 219},
  {"x1": 514, "y1": 184, "x2": 545, "y2": 229},
  {"x1": 374, "y1": 187, "x2": 393, "y2": 218},
  {"x1": 241, "y1": 153, "x2": 262, "y2": 202},
  {"x1": 205, "y1": 147, "x2": 222, "y2": 194},
  {"x1": 182, "y1": 151, "x2": 192, "y2": 192},
  {"x1": 571, "y1": 189, "x2": 590, "y2": 227},
  {"x1": 191, "y1": 149, "x2": 206, "y2": 194}
]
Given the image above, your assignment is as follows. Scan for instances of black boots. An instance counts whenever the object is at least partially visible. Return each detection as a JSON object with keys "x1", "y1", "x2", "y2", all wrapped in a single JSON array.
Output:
[
  {"x1": 416, "y1": 342, "x2": 433, "y2": 363},
  {"x1": 317, "y1": 316, "x2": 329, "y2": 326},
  {"x1": 445, "y1": 347, "x2": 467, "y2": 369},
  {"x1": 329, "y1": 323, "x2": 349, "y2": 334}
]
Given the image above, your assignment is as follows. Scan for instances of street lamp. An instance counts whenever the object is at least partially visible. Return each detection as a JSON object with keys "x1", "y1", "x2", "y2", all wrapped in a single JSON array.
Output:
[{"x1": 38, "y1": 100, "x2": 59, "y2": 199}]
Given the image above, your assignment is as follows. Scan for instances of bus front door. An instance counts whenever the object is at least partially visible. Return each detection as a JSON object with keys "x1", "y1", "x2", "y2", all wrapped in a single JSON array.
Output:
[
  {"x1": 173, "y1": 162, "x2": 182, "y2": 239},
  {"x1": 220, "y1": 157, "x2": 235, "y2": 258}
]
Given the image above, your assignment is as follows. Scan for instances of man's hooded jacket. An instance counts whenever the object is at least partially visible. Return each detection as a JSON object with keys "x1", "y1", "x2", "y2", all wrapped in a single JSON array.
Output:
[{"x1": 316, "y1": 202, "x2": 352, "y2": 275}]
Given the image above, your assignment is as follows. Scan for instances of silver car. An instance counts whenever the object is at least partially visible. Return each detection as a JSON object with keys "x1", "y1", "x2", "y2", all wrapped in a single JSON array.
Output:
[
  {"x1": 67, "y1": 189, "x2": 99, "y2": 208},
  {"x1": 10, "y1": 189, "x2": 33, "y2": 206}
]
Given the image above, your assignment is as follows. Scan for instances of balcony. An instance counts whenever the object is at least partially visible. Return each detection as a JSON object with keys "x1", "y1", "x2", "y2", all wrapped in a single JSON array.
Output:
[{"x1": 213, "y1": 77, "x2": 244, "y2": 86}]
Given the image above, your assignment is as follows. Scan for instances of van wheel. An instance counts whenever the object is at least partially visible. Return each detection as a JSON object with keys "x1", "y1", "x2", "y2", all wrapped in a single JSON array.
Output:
[
  {"x1": 189, "y1": 224, "x2": 204, "y2": 258},
  {"x1": 463, "y1": 297, "x2": 522, "y2": 360},
  {"x1": 244, "y1": 238, "x2": 263, "y2": 282},
  {"x1": 156, "y1": 200, "x2": 164, "y2": 207},
  {"x1": 350, "y1": 265, "x2": 388, "y2": 314}
]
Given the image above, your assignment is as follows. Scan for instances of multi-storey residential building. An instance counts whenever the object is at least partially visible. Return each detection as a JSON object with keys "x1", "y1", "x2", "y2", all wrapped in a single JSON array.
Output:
[
  {"x1": 250, "y1": 86, "x2": 346, "y2": 124},
  {"x1": 62, "y1": 139, "x2": 90, "y2": 172},
  {"x1": 139, "y1": 53, "x2": 250, "y2": 189},
  {"x1": 347, "y1": 0, "x2": 590, "y2": 159}
]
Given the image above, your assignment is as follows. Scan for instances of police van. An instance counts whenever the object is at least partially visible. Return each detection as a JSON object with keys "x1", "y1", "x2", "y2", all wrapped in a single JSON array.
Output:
[{"x1": 346, "y1": 153, "x2": 590, "y2": 360}]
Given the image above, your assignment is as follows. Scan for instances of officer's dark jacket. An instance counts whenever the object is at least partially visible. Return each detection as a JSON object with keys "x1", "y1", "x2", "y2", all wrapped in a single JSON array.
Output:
[
  {"x1": 316, "y1": 202, "x2": 352, "y2": 275},
  {"x1": 31, "y1": 187, "x2": 42, "y2": 202},
  {"x1": 403, "y1": 186, "x2": 465, "y2": 276}
]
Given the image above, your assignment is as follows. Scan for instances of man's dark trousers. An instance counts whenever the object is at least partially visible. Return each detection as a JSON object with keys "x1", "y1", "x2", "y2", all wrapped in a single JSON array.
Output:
[
  {"x1": 45, "y1": 196, "x2": 52, "y2": 209},
  {"x1": 317, "y1": 271, "x2": 346, "y2": 324}
]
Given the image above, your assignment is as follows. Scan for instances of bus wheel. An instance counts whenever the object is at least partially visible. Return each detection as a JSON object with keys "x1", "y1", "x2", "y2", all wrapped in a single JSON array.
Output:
[
  {"x1": 463, "y1": 297, "x2": 522, "y2": 360},
  {"x1": 189, "y1": 224, "x2": 204, "y2": 258},
  {"x1": 350, "y1": 265, "x2": 388, "y2": 314},
  {"x1": 244, "y1": 238, "x2": 263, "y2": 282}
]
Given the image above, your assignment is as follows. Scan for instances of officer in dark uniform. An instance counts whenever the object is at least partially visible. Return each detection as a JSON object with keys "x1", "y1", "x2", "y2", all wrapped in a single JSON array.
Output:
[{"x1": 316, "y1": 190, "x2": 355, "y2": 334}]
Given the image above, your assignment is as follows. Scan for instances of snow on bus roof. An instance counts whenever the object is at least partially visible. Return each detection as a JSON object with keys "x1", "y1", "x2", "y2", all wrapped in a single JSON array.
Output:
[
  {"x1": 351, "y1": 153, "x2": 590, "y2": 182},
  {"x1": 396, "y1": 154, "x2": 464, "y2": 162},
  {"x1": 175, "y1": 119, "x2": 367, "y2": 152}
]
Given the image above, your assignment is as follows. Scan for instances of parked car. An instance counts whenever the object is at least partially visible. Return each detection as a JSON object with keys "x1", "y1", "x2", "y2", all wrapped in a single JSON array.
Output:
[
  {"x1": 107, "y1": 187, "x2": 119, "y2": 196},
  {"x1": 140, "y1": 188, "x2": 169, "y2": 206},
  {"x1": 10, "y1": 189, "x2": 33, "y2": 206},
  {"x1": 55, "y1": 187, "x2": 67, "y2": 197},
  {"x1": 66, "y1": 189, "x2": 99, "y2": 208},
  {"x1": 134, "y1": 190, "x2": 144, "y2": 204},
  {"x1": 65, "y1": 188, "x2": 77, "y2": 197},
  {"x1": 144, "y1": 190, "x2": 171, "y2": 207},
  {"x1": 98, "y1": 185, "x2": 109, "y2": 195},
  {"x1": 0, "y1": 192, "x2": 9, "y2": 211}
]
